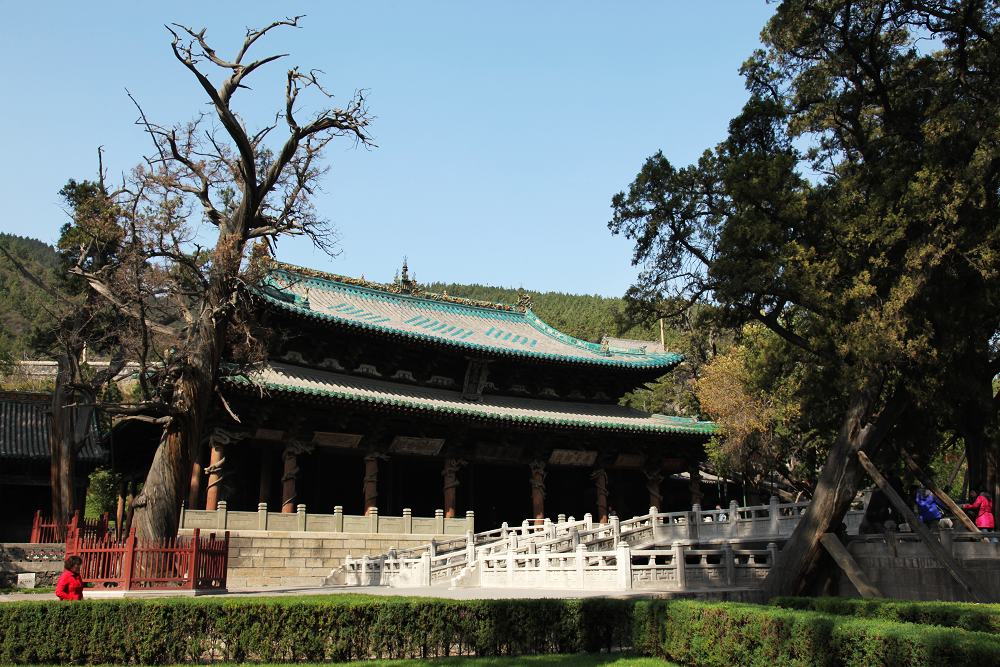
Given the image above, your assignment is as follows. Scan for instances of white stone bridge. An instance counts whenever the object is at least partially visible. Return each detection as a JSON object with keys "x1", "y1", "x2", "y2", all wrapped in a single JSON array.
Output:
[{"x1": 330, "y1": 497, "x2": 867, "y2": 592}]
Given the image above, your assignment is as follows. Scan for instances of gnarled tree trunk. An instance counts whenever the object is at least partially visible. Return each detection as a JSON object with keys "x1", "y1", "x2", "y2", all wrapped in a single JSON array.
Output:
[{"x1": 763, "y1": 384, "x2": 906, "y2": 597}]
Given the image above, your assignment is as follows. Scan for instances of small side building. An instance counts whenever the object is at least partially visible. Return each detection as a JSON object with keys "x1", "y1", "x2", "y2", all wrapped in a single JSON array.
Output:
[{"x1": 0, "y1": 391, "x2": 105, "y2": 541}]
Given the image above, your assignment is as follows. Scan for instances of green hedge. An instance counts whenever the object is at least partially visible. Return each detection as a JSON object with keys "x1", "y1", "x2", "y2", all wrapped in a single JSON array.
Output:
[
  {"x1": 2, "y1": 596, "x2": 999, "y2": 665},
  {"x1": 638, "y1": 600, "x2": 1000, "y2": 667},
  {"x1": 772, "y1": 597, "x2": 1000, "y2": 634},
  {"x1": 0, "y1": 596, "x2": 634, "y2": 665}
]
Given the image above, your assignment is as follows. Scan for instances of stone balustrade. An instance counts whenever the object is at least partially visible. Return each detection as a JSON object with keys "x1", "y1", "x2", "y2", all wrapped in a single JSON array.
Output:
[
  {"x1": 180, "y1": 502, "x2": 475, "y2": 535},
  {"x1": 336, "y1": 496, "x2": 867, "y2": 591}
]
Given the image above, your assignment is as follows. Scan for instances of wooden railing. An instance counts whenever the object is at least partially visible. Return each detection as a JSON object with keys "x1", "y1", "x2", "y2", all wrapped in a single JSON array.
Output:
[
  {"x1": 30, "y1": 510, "x2": 109, "y2": 544},
  {"x1": 64, "y1": 525, "x2": 229, "y2": 590}
]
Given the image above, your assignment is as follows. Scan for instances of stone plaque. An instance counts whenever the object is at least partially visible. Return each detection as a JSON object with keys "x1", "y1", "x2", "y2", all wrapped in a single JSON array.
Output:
[
  {"x1": 254, "y1": 428, "x2": 285, "y2": 441},
  {"x1": 548, "y1": 449, "x2": 598, "y2": 466},
  {"x1": 312, "y1": 432, "x2": 363, "y2": 448},
  {"x1": 612, "y1": 453, "x2": 645, "y2": 468},
  {"x1": 661, "y1": 457, "x2": 686, "y2": 471},
  {"x1": 473, "y1": 443, "x2": 523, "y2": 461},
  {"x1": 390, "y1": 436, "x2": 445, "y2": 455}
]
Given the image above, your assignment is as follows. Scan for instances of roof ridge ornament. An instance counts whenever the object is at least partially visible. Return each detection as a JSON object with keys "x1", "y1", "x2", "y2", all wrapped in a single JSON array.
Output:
[{"x1": 516, "y1": 288, "x2": 533, "y2": 311}]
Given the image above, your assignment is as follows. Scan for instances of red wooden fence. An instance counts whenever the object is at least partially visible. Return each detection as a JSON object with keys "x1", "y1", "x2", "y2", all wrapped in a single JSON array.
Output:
[
  {"x1": 64, "y1": 525, "x2": 229, "y2": 590},
  {"x1": 30, "y1": 510, "x2": 109, "y2": 543}
]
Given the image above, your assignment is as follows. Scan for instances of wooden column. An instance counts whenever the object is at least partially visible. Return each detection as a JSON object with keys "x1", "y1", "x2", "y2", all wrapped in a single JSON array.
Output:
[
  {"x1": 688, "y1": 462, "x2": 703, "y2": 507},
  {"x1": 529, "y1": 460, "x2": 546, "y2": 520},
  {"x1": 281, "y1": 443, "x2": 304, "y2": 514},
  {"x1": 363, "y1": 454, "x2": 380, "y2": 514},
  {"x1": 258, "y1": 447, "x2": 273, "y2": 508},
  {"x1": 204, "y1": 443, "x2": 225, "y2": 511},
  {"x1": 115, "y1": 480, "x2": 127, "y2": 539},
  {"x1": 644, "y1": 464, "x2": 664, "y2": 511},
  {"x1": 187, "y1": 456, "x2": 203, "y2": 511},
  {"x1": 591, "y1": 468, "x2": 609, "y2": 524},
  {"x1": 442, "y1": 459, "x2": 465, "y2": 519}
]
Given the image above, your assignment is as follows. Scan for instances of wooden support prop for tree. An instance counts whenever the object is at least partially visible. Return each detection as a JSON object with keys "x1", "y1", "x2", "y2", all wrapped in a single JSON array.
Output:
[
  {"x1": 819, "y1": 533, "x2": 883, "y2": 599},
  {"x1": 900, "y1": 448, "x2": 981, "y2": 535},
  {"x1": 857, "y1": 451, "x2": 982, "y2": 602}
]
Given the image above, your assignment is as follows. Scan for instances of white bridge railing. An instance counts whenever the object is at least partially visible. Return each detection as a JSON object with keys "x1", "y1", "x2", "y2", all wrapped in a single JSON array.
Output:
[{"x1": 335, "y1": 497, "x2": 866, "y2": 590}]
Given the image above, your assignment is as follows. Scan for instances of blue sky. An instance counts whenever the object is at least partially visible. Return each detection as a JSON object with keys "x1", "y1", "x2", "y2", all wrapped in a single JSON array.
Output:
[{"x1": 0, "y1": 2, "x2": 774, "y2": 296}]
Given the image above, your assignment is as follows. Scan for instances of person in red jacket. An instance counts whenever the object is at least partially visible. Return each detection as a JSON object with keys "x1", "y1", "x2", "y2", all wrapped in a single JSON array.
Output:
[
  {"x1": 962, "y1": 490, "x2": 995, "y2": 530},
  {"x1": 55, "y1": 555, "x2": 84, "y2": 601}
]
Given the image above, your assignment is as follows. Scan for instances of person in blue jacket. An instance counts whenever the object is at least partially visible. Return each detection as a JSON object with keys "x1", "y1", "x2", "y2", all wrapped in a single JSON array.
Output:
[{"x1": 915, "y1": 487, "x2": 943, "y2": 528}]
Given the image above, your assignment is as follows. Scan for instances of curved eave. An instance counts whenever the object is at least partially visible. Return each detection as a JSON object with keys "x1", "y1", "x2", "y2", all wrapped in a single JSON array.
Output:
[
  {"x1": 222, "y1": 375, "x2": 716, "y2": 437},
  {"x1": 257, "y1": 289, "x2": 684, "y2": 371}
]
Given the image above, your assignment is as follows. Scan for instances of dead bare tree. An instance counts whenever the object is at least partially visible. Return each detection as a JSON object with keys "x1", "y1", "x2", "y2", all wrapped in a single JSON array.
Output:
[{"x1": 67, "y1": 17, "x2": 374, "y2": 539}]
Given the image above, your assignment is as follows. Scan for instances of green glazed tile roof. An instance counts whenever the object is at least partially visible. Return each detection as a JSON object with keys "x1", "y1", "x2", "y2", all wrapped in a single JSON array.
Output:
[
  {"x1": 224, "y1": 362, "x2": 717, "y2": 436},
  {"x1": 257, "y1": 264, "x2": 684, "y2": 369}
]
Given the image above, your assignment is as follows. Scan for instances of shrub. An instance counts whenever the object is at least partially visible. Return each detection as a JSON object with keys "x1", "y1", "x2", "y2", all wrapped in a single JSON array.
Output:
[
  {"x1": 644, "y1": 600, "x2": 1000, "y2": 667},
  {"x1": 0, "y1": 596, "x2": 635, "y2": 665},
  {"x1": 772, "y1": 597, "x2": 1000, "y2": 634}
]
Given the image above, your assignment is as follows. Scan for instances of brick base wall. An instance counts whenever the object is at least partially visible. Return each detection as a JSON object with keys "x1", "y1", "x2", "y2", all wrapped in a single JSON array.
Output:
[{"x1": 179, "y1": 530, "x2": 446, "y2": 589}]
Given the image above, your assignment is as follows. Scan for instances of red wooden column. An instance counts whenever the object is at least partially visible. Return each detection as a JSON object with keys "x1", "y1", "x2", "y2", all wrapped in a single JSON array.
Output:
[
  {"x1": 442, "y1": 459, "x2": 465, "y2": 518},
  {"x1": 204, "y1": 443, "x2": 225, "y2": 511},
  {"x1": 258, "y1": 447, "x2": 273, "y2": 508},
  {"x1": 363, "y1": 454, "x2": 379, "y2": 514},
  {"x1": 688, "y1": 462, "x2": 703, "y2": 507},
  {"x1": 644, "y1": 464, "x2": 664, "y2": 511},
  {"x1": 529, "y1": 460, "x2": 546, "y2": 520},
  {"x1": 591, "y1": 468, "x2": 609, "y2": 523},
  {"x1": 281, "y1": 443, "x2": 303, "y2": 514},
  {"x1": 187, "y1": 456, "x2": 203, "y2": 511}
]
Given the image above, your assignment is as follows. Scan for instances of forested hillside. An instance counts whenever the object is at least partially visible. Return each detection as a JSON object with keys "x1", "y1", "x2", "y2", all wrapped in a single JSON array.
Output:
[
  {"x1": 422, "y1": 281, "x2": 672, "y2": 345},
  {"x1": 0, "y1": 233, "x2": 63, "y2": 361},
  {"x1": 0, "y1": 235, "x2": 697, "y2": 416}
]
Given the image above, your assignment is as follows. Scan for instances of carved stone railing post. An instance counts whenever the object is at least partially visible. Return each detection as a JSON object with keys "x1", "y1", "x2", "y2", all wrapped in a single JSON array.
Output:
[
  {"x1": 767, "y1": 542, "x2": 779, "y2": 571},
  {"x1": 403, "y1": 508, "x2": 412, "y2": 534},
  {"x1": 610, "y1": 514, "x2": 621, "y2": 546},
  {"x1": 576, "y1": 544, "x2": 587, "y2": 588},
  {"x1": 333, "y1": 505, "x2": 344, "y2": 532},
  {"x1": 728, "y1": 500, "x2": 740, "y2": 538},
  {"x1": 673, "y1": 542, "x2": 687, "y2": 589},
  {"x1": 369, "y1": 506, "x2": 379, "y2": 533},
  {"x1": 940, "y1": 523, "x2": 954, "y2": 556},
  {"x1": 421, "y1": 552, "x2": 432, "y2": 587},
  {"x1": 616, "y1": 542, "x2": 632, "y2": 590},
  {"x1": 723, "y1": 541, "x2": 735, "y2": 586},
  {"x1": 434, "y1": 509, "x2": 444, "y2": 534},
  {"x1": 558, "y1": 513, "x2": 567, "y2": 524},
  {"x1": 688, "y1": 504, "x2": 701, "y2": 542},
  {"x1": 216, "y1": 500, "x2": 228, "y2": 529},
  {"x1": 584, "y1": 512, "x2": 593, "y2": 530},
  {"x1": 297, "y1": 504, "x2": 307, "y2": 531},
  {"x1": 257, "y1": 502, "x2": 268, "y2": 530},
  {"x1": 465, "y1": 510, "x2": 475, "y2": 533},
  {"x1": 769, "y1": 496, "x2": 781, "y2": 535},
  {"x1": 539, "y1": 545, "x2": 549, "y2": 580},
  {"x1": 506, "y1": 549, "x2": 515, "y2": 587},
  {"x1": 466, "y1": 531, "x2": 476, "y2": 563}
]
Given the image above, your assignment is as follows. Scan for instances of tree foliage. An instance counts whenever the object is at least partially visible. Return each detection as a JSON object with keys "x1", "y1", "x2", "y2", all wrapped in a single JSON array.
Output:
[{"x1": 611, "y1": 0, "x2": 1000, "y2": 593}]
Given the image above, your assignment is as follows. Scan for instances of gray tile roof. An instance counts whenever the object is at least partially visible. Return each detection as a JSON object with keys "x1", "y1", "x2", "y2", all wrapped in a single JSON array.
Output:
[
  {"x1": 225, "y1": 362, "x2": 716, "y2": 436},
  {"x1": 258, "y1": 265, "x2": 684, "y2": 369},
  {"x1": 0, "y1": 392, "x2": 105, "y2": 461}
]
